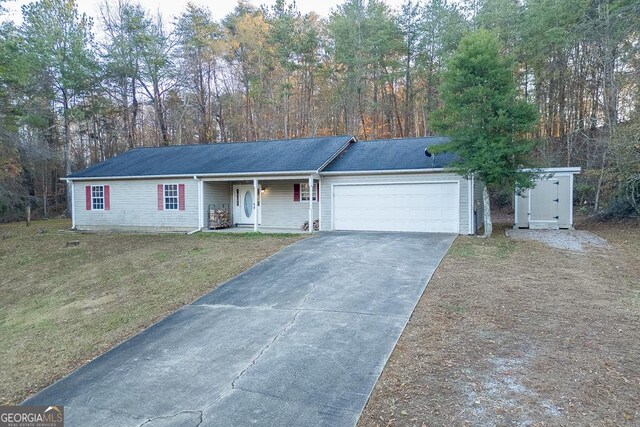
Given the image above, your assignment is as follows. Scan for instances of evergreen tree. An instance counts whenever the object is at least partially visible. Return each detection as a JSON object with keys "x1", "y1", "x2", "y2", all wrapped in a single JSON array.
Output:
[
  {"x1": 176, "y1": 4, "x2": 220, "y2": 143},
  {"x1": 432, "y1": 29, "x2": 538, "y2": 236},
  {"x1": 100, "y1": 0, "x2": 147, "y2": 149},
  {"x1": 21, "y1": 0, "x2": 96, "y2": 212}
]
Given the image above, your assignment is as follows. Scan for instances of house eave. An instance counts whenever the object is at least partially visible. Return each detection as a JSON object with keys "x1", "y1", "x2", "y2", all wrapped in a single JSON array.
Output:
[
  {"x1": 520, "y1": 167, "x2": 581, "y2": 175},
  {"x1": 63, "y1": 170, "x2": 320, "y2": 181},
  {"x1": 320, "y1": 167, "x2": 449, "y2": 176}
]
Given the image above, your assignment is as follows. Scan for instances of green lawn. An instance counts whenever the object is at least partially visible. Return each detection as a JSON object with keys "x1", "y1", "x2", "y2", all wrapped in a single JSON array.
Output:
[{"x1": 0, "y1": 219, "x2": 305, "y2": 404}]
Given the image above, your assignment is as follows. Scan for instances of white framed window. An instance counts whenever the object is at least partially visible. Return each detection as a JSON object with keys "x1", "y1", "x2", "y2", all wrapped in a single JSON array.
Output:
[
  {"x1": 300, "y1": 182, "x2": 317, "y2": 201},
  {"x1": 91, "y1": 185, "x2": 104, "y2": 210},
  {"x1": 164, "y1": 184, "x2": 178, "y2": 210}
]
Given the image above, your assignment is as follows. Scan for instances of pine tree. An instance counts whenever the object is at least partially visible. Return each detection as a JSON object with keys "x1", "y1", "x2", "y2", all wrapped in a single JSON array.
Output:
[
  {"x1": 21, "y1": 0, "x2": 96, "y2": 213},
  {"x1": 432, "y1": 29, "x2": 538, "y2": 236}
]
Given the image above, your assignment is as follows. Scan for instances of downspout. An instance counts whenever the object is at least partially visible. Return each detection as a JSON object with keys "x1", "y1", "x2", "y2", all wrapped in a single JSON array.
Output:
[
  {"x1": 318, "y1": 176, "x2": 322, "y2": 231},
  {"x1": 468, "y1": 175, "x2": 474, "y2": 235},
  {"x1": 59, "y1": 178, "x2": 76, "y2": 229},
  {"x1": 514, "y1": 183, "x2": 518, "y2": 229},
  {"x1": 69, "y1": 179, "x2": 76, "y2": 229}
]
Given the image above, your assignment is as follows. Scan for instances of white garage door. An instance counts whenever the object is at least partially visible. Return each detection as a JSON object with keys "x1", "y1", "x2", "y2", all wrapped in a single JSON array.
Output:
[{"x1": 333, "y1": 182, "x2": 459, "y2": 233}]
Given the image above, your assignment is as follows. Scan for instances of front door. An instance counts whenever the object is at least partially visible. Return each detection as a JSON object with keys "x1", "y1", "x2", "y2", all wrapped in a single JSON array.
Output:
[{"x1": 233, "y1": 185, "x2": 257, "y2": 225}]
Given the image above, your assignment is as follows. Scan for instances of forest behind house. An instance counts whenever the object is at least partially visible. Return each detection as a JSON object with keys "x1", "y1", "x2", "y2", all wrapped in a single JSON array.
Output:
[{"x1": 0, "y1": 0, "x2": 638, "y2": 221}]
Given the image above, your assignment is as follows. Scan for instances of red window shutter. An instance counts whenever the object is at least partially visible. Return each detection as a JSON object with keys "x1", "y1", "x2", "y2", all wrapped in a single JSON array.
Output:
[
  {"x1": 157, "y1": 184, "x2": 164, "y2": 210},
  {"x1": 104, "y1": 185, "x2": 110, "y2": 210},
  {"x1": 178, "y1": 184, "x2": 186, "y2": 210},
  {"x1": 85, "y1": 186, "x2": 92, "y2": 210},
  {"x1": 315, "y1": 182, "x2": 319, "y2": 202},
  {"x1": 293, "y1": 183, "x2": 300, "y2": 202}
]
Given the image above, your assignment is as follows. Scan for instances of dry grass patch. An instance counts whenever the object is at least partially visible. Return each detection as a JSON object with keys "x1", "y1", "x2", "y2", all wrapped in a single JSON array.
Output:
[
  {"x1": 360, "y1": 221, "x2": 639, "y2": 426},
  {"x1": 0, "y1": 219, "x2": 305, "y2": 405}
]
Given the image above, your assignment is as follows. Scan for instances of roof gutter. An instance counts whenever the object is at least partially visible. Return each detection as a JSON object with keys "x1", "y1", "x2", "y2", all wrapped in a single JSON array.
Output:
[
  {"x1": 520, "y1": 167, "x2": 581, "y2": 174},
  {"x1": 62, "y1": 170, "x2": 320, "y2": 181},
  {"x1": 320, "y1": 167, "x2": 449, "y2": 176}
]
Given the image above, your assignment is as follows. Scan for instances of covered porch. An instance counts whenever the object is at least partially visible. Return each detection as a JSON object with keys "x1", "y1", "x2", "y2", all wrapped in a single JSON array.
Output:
[{"x1": 195, "y1": 174, "x2": 320, "y2": 234}]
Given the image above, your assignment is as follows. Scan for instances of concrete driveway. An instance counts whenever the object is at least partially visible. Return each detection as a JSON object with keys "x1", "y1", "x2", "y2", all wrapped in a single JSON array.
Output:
[{"x1": 25, "y1": 232, "x2": 455, "y2": 426}]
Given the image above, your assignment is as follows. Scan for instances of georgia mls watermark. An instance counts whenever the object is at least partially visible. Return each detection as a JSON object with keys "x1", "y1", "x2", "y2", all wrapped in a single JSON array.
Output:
[{"x1": 0, "y1": 406, "x2": 63, "y2": 427}]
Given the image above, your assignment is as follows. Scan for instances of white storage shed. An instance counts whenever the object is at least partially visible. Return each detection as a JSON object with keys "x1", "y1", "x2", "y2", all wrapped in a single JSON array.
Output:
[{"x1": 514, "y1": 167, "x2": 581, "y2": 230}]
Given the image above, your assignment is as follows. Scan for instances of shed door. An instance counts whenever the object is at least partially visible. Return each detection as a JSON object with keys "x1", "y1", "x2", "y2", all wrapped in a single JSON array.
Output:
[
  {"x1": 332, "y1": 182, "x2": 459, "y2": 233},
  {"x1": 529, "y1": 179, "x2": 559, "y2": 229}
]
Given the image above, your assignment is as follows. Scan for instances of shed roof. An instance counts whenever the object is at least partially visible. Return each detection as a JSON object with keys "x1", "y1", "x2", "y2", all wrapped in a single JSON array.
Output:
[
  {"x1": 67, "y1": 135, "x2": 354, "y2": 178},
  {"x1": 322, "y1": 137, "x2": 456, "y2": 172}
]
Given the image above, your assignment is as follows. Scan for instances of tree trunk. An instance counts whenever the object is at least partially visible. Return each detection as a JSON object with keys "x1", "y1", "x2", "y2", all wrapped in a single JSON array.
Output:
[
  {"x1": 483, "y1": 185, "x2": 492, "y2": 237},
  {"x1": 284, "y1": 75, "x2": 289, "y2": 140},
  {"x1": 372, "y1": 74, "x2": 378, "y2": 139},
  {"x1": 63, "y1": 90, "x2": 72, "y2": 217},
  {"x1": 383, "y1": 67, "x2": 403, "y2": 138},
  {"x1": 131, "y1": 75, "x2": 139, "y2": 148},
  {"x1": 404, "y1": 39, "x2": 412, "y2": 136},
  {"x1": 42, "y1": 167, "x2": 48, "y2": 218},
  {"x1": 153, "y1": 83, "x2": 169, "y2": 145},
  {"x1": 120, "y1": 76, "x2": 133, "y2": 150},
  {"x1": 357, "y1": 87, "x2": 368, "y2": 140},
  {"x1": 197, "y1": 57, "x2": 209, "y2": 144},
  {"x1": 212, "y1": 65, "x2": 227, "y2": 142},
  {"x1": 594, "y1": 148, "x2": 607, "y2": 211}
]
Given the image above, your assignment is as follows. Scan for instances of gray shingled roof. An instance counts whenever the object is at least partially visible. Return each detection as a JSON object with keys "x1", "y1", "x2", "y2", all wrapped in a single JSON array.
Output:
[
  {"x1": 323, "y1": 137, "x2": 456, "y2": 172},
  {"x1": 67, "y1": 136, "x2": 354, "y2": 178}
]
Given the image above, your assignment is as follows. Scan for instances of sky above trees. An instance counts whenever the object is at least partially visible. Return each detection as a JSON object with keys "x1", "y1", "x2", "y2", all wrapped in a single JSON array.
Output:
[{"x1": 5, "y1": 0, "x2": 411, "y2": 23}]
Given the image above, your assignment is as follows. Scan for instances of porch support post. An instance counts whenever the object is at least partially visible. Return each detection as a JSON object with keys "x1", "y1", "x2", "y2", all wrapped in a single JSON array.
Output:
[
  {"x1": 253, "y1": 178, "x2": 259, "y2": 232},
  {"x1": 197, "y1": 177, "x2": 204, "y2": 229},
  {"x1": 308, "y1": 175, "x2": 313, "y2": 234}
]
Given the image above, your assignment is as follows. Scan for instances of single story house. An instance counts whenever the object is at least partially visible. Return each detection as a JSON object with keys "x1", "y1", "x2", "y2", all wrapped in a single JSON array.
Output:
[{"x1": 65, "y1": 136, "x2": 485, "y2": 234}]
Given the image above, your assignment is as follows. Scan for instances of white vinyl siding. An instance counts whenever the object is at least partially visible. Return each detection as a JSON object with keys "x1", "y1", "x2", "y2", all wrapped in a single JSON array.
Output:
[
  {"x1": 203, "y1": 182, "x2": 231, "y2": 211},
  {"x1": 514, "y1": 172, "x2": 576, "y2": 229},
  {"x1": 74, "y1": 179, "x2": 198, "y2": 232},
  {"x1": 260, "y1": 180, "x2": 318, "y2": 229},
  {"x1": 321, "y1": 172, "x2": 471, "y2": 234},
  {"x1": 556, "y1": 176, "x2": 572, "y2": 228}
]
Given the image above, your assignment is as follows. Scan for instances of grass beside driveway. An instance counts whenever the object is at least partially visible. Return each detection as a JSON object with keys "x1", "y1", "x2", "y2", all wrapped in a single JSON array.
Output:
[
  {"x1": 360, "y1": 221, "x2": 639, "y2": 426},
  {"x1": 0, "y1": 219, "x2": 305, "y2": 405}
]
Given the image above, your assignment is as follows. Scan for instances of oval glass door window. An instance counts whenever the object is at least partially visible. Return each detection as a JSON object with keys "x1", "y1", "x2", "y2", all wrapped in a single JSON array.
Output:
[{"x1": 244, "y1": 191, "x2": 253, "y2": 217}]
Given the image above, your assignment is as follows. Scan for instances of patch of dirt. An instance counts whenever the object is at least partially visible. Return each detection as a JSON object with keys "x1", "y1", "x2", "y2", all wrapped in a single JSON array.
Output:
[
  {"x1": 359, "y1": 222, "x2": 639, "y2": 427},
  {"x1": 506, "y1": 229, "x2": 611, "y2": 252},
  {"x1": 56, "y1": 294, "x2": 120, "y2": 316}
]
